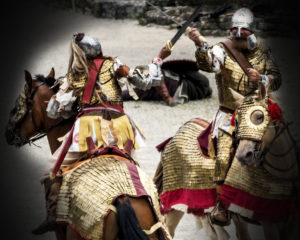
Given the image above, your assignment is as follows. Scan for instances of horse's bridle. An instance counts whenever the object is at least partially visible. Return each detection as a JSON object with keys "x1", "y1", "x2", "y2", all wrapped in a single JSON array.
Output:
[
  {"x1": 16, "y1": 80, "x2": 65, "y2": 146},
  {"x1": 237, "y1": 120, "x2": 298, "y2": 171}
]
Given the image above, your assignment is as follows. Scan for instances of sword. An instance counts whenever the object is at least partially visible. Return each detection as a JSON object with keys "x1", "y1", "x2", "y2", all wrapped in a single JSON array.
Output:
[{"x1": 165, "y1": 6, "x2": 202, "y2": 52}]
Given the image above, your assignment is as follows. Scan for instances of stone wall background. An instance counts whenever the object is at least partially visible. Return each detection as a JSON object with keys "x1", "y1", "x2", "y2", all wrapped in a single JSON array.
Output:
[{"x1": 38, "y1": 0, "x2": 298, "y2": 37}]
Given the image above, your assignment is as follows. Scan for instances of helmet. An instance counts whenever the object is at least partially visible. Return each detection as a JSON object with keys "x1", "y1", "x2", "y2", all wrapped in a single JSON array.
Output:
[
  {"x1": 73, "y1": 33, "x2": 102, "y2": 58},
  {"x1": 231, "y1": 8, "x2": 255, "y2": 34}
]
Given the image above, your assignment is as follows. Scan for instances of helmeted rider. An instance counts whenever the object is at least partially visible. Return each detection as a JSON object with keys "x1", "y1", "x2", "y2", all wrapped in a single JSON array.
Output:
[
  {"x1": 32, "y1": 32, "x2": 168, "y2": 234},
  {"x1": 188, "y1": 7, "x2": 281, "y2": 225}
]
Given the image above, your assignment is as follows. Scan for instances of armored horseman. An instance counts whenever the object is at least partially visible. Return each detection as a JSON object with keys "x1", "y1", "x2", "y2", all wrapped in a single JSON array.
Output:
[
  {"x1": 33, "y1": 32, "x2": 168, "y2": 234},
  {"x1": 188, "y1": 7, "x2": 282, "y2": 225}
]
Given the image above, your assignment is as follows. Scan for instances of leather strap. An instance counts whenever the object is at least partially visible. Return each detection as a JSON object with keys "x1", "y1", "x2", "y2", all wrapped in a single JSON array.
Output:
[
  {"x1": 51, "y1": 124, "x2": 75, "y2": 179},
  {"x1": 143, "y1": 222, "x2": 162, "y2": 235},
  {"x1": 82, "y1": 58, "x2": 105, "y2": 104},
  {"x1": 221, "y1": 39, "x2": 253, "y2": 76}
]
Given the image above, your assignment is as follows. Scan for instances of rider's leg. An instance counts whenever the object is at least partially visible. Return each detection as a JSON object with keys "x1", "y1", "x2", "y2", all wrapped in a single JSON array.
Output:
[
  {"x1": 211, "y1": 129, "x2": 233, "y2": 226},
  {"x1": 231, "y1": 213, "x2": 251, "y2": 240},
  {"x1": 32, "y1": 148, "x2": 84, "y2": 235},
  {"x1": 32, "y1": 175, "x2": 62, "y2": 234}
]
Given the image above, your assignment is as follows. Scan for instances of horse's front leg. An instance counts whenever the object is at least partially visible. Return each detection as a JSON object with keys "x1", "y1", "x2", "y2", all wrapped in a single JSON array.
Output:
[
  {"x1": 129, "y1": 197, "x2": 161, "y2": 239},
  {"x1": 55, "y1": 224, "x2": 66, "y2": 240},
  {"x1": 66, "y1": 225, "x2": 84, "y2": 240},
  {"x1": 164, "y1": 209, "x2": 184, "y2": 238},
  {"x1": 195, "y1": 214, "x2": 230, "y2": 240},
  {"x1": 103, "y1": 211, "x2": 119, "y2": 240},
  {"x1": 231, "y1": 213, "x2": 251, "y2": 240},
  {"x1": 195, "y1": 214, "x2": 218, "y2": 240}
]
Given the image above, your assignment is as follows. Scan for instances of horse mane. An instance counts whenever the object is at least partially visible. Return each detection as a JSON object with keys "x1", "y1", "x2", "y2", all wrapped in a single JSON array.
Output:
[{"x1": 34, "y1": 74, "x2": 59, "y2": 93}]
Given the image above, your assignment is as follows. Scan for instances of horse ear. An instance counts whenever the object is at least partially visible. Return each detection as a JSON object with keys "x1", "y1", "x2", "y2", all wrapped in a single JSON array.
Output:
[
  {"x1": 47, "y1": 67, "x2": 55, "y2": 78},
  {"x1": 24, "y1": 70, "x2": 32, "y2": 97},
  {"x1": 229, "y1": 88, "x2": 244, "y2": 107},
  {"x1": 256, "y1": 82, "x2": 266, "y2": 101},
  {"x1": 24, "y1": 70, "x2": 32, "y2": 84}
]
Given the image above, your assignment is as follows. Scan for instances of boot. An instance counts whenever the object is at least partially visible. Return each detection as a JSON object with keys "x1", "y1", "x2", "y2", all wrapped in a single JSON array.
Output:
[
  {"x1": 32, "y1": 176, "x2": 62, "y2": 235},
  {"x1": 155, "y1": 81, "x2": 176, "y2": 106},
  {"x1": 210, "y1": 192, "x2": 231, "y2": 226}
]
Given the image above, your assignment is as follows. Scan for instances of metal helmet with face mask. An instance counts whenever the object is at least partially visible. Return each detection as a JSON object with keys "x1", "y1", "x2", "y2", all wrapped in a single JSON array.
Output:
[
  {"x1": 74, "y1": 33, "x2": 102, "y2": 58},
  {"x1": 231, "y1": 8, "x2": 257, "y2": 49}
]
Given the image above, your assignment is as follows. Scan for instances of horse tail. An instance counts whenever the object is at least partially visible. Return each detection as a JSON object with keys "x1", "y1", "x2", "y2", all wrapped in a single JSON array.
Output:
[{"x1": 116, "y1": 197, "x2": 148, "y2": 240}]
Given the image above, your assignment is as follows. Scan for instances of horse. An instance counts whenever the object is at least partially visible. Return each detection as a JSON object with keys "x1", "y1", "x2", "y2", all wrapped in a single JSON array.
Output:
[
  {"x1": 225, "y1": 85, "x2": 300, "y2": 240},
  {"x1": 5, "y1": 68, "x2": 172, "y2": 240},
  {"x1": 154, "y1": 118, "x2": 251, "y2": 240},
  {"x1": 156, "y1": 83, "x2": 300, "y2": 240}
]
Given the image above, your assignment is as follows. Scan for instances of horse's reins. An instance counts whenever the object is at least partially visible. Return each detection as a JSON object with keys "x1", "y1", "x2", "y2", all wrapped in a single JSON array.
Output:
[{"x1": 244, "y1": 120, "x2": 299, "y2": 176}]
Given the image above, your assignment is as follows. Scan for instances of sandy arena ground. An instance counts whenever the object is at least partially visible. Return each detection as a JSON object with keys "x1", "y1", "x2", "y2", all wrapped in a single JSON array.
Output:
[{"x1": 2, "y1": 3, "x2": 300, "y2": 240}]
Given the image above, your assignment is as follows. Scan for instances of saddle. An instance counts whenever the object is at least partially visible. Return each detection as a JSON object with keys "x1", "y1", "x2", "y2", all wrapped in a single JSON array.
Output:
[{"x1": 61, "y1": 137, "x2": 136, "y2": 174}]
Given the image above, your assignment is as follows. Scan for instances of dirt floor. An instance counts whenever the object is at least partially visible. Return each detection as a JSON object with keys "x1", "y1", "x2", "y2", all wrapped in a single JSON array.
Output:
[{"x1": 2, "y1": 2, "x2": 300, "y2": 240}]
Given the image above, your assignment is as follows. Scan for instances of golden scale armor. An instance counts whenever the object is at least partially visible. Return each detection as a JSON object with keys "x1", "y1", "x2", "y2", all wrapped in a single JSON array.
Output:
[
  {"x1": 69, "y1": 58, "x2": 123, "y2": 107},
  {"x1": 236, "y1": 96, "x2": 270, "y2": 141},
  {"x1": 196, "y1": 42, "x2": 281, "y2": 111},
  {"x1": 195, "y1": 41, "x2": 281, "y2": 181},
  {"x1": 57, "y1": 155, "x2": 172, "y2": 240},
  {"x1": 65, "y1": 58, "x2": 142, "y2": 153}
]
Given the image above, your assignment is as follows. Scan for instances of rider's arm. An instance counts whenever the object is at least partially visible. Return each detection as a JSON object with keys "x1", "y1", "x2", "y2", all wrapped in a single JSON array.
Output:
[
  {"x1": 189, "y1": 28, "x2": 227, "y2": 74},
  {"x1": 114, "y1": 57, "x2": 163, "y2": 91},
  {"x1": 46, "y1": 76, "x2": 77, "y2": 119},
  {"x1": 196, "y1": 43, "x2": 227, "y2": 75}
]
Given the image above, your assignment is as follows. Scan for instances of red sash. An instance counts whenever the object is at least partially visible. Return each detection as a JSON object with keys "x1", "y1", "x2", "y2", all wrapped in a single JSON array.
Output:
[{"x1": 82, "y1": 58, "x2": 105, "y2": 104}]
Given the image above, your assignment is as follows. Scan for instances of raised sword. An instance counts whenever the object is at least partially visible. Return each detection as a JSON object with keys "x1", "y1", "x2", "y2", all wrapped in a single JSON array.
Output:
[{"x1": 165, "y1": 5, "x2": 202, "y2": 52}]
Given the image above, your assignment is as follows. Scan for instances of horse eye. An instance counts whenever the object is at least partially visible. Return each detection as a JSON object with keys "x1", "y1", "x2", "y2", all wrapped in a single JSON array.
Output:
[{"x1": 250, "y1": 110, "x2": 264, "y2": 125}]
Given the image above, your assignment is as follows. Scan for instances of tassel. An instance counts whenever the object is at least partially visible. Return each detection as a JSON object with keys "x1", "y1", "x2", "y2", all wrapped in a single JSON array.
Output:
[
  {"x1": 230, "y1": 111, "x2": 236, "y2": 126},
  {"x1": 267, "y1": 99, "x2": 282, "y2": 121}
]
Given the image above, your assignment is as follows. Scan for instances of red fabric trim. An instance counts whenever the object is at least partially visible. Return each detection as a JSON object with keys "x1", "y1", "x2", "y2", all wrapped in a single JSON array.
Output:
[
  {"x1": 230, "y1": 110, "x2": 236, "y2": 126},
  {"x1": 124, "y1": 139, "x2": 133, "y2": 155},
  {"x1": 96, "y1": 146, "x2": 132, "y2": 159},
  {"x1": 51, "y1": 124, "x2": 75, "y2": 176},
  {"x1": 82, "y1": 58, "x2": 105, "y2": 104},
  {"x1": 197, "y1": 122, "x2": 213, "y2": 157},
  {"x1": 86, "y1": 136, "x2": 100, "y2": 156},
  {"x1": 220, "y1": 184, "x2": 300, "y2": 220},
  {"x1": 156, "y1": 137, "x2": 173, "y2": 152},
  {"x1": 81, "y1": 103, "x2": 124, "y2": 114},
  {"x1": 160, "y1": 188, "x2": 217, "y2": 215},
  {"x1": 121, "y1": 160, "x2": 147, "y2": 196}
]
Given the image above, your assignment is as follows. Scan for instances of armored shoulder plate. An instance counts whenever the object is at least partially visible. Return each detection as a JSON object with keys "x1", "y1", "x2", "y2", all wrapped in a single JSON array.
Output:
[{"x1": 98, "y1": 59, "x2": 123, "y2": 105}]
